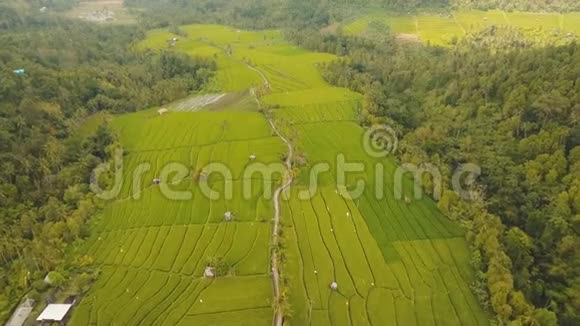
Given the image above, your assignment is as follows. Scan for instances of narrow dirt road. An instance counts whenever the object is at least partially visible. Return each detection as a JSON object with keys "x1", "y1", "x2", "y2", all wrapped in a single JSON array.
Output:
[
  {"x1": 247, "y1": 63, "x2": 293, "y2": 326},
  {"x1": 246, "y1": 64, "x2": 271, "y2": 89},
  {"x1": 268, "y1": 119, "x2": 293, "y2": 326}
]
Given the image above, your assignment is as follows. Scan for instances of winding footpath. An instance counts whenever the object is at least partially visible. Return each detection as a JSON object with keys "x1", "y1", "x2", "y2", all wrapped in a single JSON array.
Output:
[
  {"x1": 247, "y1": 62, "x2": 293, "y2": 326},
  {"x1": 268, "y1": 118, "x2": 293, "y2": 326}
]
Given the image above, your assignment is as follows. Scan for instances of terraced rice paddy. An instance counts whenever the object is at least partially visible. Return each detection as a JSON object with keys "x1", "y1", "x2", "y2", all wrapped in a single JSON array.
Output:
[
  {"x1": 343, "y1": 10, "x2": 580, "y2": 45},
  {"x1": 280, "y1": 120, "x2": 486, "y2": 325},
  {"x1": 72, "y1": 24, "x2": 489, "y2": 325},
  {"x1": 72, "y1": 109, "x2": 285, "y2": 325}
]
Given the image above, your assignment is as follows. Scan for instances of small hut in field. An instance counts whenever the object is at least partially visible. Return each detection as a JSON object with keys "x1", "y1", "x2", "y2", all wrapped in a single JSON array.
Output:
[
  {"x1": 157, "y1": 108, "x2": 169, "y2": 116},
  {"x1": 168, "y1": 37, "x2": 178, "y2": 47},
  {"x1": 204, "y1": 266, "x2": 215, "y2": 278},
  {"x1": 224, "y1": 211, "x2": 233, "y2": 222}
]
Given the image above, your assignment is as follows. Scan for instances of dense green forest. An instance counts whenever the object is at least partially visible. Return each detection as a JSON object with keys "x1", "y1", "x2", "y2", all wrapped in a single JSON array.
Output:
[
  {"x1": 286, "y1": 23, "x2": 578, "y2": 325},
  {"x1": 0, "y1": 0, "x2": 80, "y2": 29},
  {"x1": 124, "y1": 0, "x2": 451, "y2": 29},
  {"x1": 124, "y1": 0, "x2": 333, "y2": 29},
  {"x1": 0, "y1": 12, "x2": 216, "y2": 321}
]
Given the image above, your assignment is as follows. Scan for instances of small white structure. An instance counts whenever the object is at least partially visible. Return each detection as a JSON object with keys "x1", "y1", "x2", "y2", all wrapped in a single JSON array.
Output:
[
  {"x1": 249, "y1": 154, "x2": 257, "y2": 161},
  {"x1": 483, "y1": 16, "x2": 488, "y2": 21},
  {"x1": 6, "y1": 299, "x2": 34, "y2": 326},
  {"x1": 204, "y1": 266, "x2": 215, "y2": 278},
  {"x1": 330, "y1": 282, "x2": 338, "y2": 290},
  {"x1": 152, "y1": 178, "x2": 161, "y2": 185},
  {"x1": 39, "y1": 7, "x2": 47, "y2": 13},
  {"x1": 36, "y1": 304, "x2": 73, "y2": 324},
  {"x1": 157, "y1": 108, "x2": 169, "y2": 115},
  {"x1": 224, "y1": 211, "x2": 233, "y2": 222}
]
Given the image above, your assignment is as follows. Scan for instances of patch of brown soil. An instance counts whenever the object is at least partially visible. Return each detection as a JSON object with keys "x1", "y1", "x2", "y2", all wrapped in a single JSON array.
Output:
[{"x1": 396, "y1": 33, "x2": 421, "y2": 43}]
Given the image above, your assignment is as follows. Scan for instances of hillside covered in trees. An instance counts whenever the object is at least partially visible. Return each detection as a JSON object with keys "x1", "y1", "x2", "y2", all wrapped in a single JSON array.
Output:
[{"x1": 124, "y1": 0, "x2": 452, "y2": 29}]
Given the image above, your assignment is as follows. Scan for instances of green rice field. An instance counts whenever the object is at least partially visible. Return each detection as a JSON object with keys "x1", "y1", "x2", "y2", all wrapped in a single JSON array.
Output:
[
  {"x1": 71, "y1": 24, "x2": 489, "y2": 325},
  {"x1": 343, "y1": 10, "x2": 580, "y2": 45}
]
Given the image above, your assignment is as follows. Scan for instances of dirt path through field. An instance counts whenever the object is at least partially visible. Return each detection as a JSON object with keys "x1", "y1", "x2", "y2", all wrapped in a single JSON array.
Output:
[
  {"x1": 247, "y1": 62, "x2": 290, "y2": 326},
  {"x1": 247, "y1": 64, "x2": 271, "y2": 89},
  {"x1": 267, "y1": 118, "x2": 293, "y2": 326}
]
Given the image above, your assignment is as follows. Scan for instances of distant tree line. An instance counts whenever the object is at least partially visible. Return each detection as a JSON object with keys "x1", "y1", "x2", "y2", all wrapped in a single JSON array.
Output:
[
  {"x1": 124, "y1": 0, "x2": 330, "y2": 29},
  {"x1": 123, "y1": 0, "x2": 449, "y2": 30},
  {"x1": 286, "y1": 27, "x2": 579, "y2": 325}
]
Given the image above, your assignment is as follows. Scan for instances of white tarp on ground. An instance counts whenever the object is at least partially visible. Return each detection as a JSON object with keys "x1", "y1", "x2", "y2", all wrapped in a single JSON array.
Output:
[
  {"x1": 36, "y1": 304, "x2": 73, "y2": 322},
  {"x1": 170, "y1": 93, "x2": 226, "y2": 111}
]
